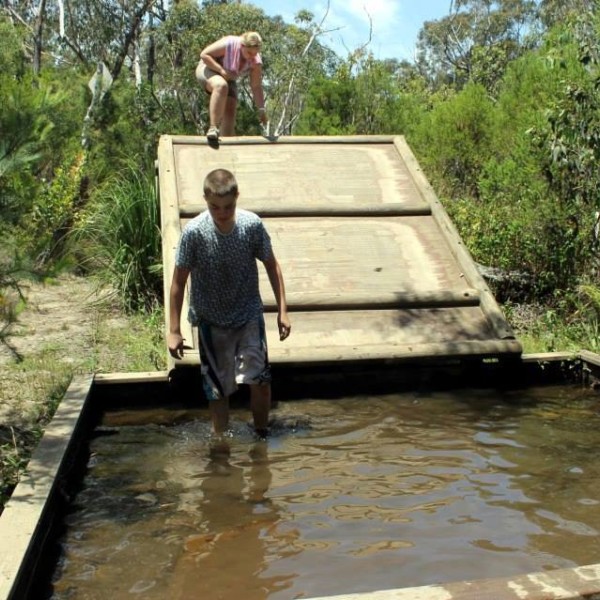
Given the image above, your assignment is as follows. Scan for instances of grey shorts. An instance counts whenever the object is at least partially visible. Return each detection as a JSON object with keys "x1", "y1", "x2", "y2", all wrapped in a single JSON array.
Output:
[
  {"x1": 195, "y1": 61, "x2": 238, "y2": 100},
  {"x1": 198, "y1": 316, "x2": 271, "y2": 401}
]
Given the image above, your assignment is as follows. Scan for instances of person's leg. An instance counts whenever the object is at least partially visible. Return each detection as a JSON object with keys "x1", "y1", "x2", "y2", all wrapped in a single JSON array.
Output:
[
  {"x1": 249, "y1": 383, "x2": 271, "y2": 435},
  {"x1": 220, "y1": 96, "x2": 237, "y2": 136},
  {"x1": 235, "y1": 316, "x2": 271, "y2": 436},
  {"x1": 210, "y1": 395, "x2": 230, "y2": 434},
  {"x1": 198, "y1": 321, "x2": 237, "y2": 435},
  {"x1": 205, "y1": 76, "x2": 229, "y2": 131}
]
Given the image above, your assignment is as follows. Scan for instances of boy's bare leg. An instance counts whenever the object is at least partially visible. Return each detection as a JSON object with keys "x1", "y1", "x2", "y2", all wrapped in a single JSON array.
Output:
[
  {"x1": 250, "y1": 384, "x2": 271, "y2": 434},
  {"x1": 210, "y1": 396, "x2": 230, "y2": 434}
]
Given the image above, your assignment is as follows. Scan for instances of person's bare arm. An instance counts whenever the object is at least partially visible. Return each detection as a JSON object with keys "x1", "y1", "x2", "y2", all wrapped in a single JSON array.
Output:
[
  {"x1": 250, "y1": 64, "x2": 267, "y2": 124},
  {"x1": 168, "y1": 266, "x2": 191, "y2": 358},
  {"x1": 263, "y1": 255, "x2": 291, "y2": 340},
  {"x1": 200, "y1": 37, "x2": 231, "y2": 79}
]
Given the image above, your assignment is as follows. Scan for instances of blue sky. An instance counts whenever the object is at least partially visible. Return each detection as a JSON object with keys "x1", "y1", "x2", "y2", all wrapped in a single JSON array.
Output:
[{"x1": 249, "y1": 0, "x2": 453, "y2": 61}]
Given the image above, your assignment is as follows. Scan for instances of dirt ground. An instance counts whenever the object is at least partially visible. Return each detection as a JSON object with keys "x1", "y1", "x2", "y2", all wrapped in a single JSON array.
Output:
[
  {"x1": 1, "y1": 275, "x2": 100, "y2": 362},
  {"x1": 0, "y1": 274, "x2": 128, "y2": 427}
]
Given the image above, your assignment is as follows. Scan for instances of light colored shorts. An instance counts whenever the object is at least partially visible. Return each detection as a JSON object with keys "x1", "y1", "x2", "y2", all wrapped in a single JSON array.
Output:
[
  {"x1": 195, "y1": 61, "x2": 238, "y2": 99},
  {"x1": 198, "y1": 316, "x2": 271, "y2": 401}
]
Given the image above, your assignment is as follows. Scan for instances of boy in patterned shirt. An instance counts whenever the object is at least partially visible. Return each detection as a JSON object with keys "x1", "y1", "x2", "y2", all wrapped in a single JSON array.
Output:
[{"x1": 168, "y1": 168, "x2": 291, "y2": 438}]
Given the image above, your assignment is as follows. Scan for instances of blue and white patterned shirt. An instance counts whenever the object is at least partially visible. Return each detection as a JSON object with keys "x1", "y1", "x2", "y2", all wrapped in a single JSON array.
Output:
[{"x1": 175, "y1": 209, "x2": 274, "y2": 328}]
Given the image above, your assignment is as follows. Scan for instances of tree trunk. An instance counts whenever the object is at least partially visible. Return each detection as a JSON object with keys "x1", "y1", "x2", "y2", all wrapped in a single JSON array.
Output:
[{"x1": 32, "y1": 0, "x2": 47, "y2": 76}]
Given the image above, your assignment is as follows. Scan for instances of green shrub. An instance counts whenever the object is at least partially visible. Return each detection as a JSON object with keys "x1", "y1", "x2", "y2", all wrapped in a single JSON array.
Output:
[
  {"x1": 74, "y1": 166, "x2": 162, "y2": 312},
  {"x1": 413, "y1": 83, "x2": 498, "y2": 198},
  {"x1": 24, "y1": 151, "x2": 87, "y2": 265}
]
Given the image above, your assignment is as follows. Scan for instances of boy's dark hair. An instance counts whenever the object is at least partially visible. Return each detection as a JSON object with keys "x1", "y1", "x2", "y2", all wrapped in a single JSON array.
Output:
[{"x1": 204, "y1": 168, "x2": 238, "y2": 197}]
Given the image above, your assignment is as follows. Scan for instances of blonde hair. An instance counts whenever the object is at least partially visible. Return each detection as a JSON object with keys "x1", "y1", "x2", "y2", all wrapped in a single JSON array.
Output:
[{"x1": 240, "y1": 31, "x2": 262, "y2": 48}]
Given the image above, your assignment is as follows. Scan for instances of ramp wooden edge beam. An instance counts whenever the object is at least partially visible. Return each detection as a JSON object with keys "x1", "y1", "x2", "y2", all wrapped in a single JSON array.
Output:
[
  {"x1": 168, "y1": 134, "x2": 396, "y2": 145},
  {"x1": 179, "y1": 204, "x2": 432, "y2": 218},
  {"x1": 177, "y1": 339, "x2": 522, "y2": 366},
  {"x1": 262, "y1": 289, "x2": 481, "y2": 311},
  {"x1": 158, "y1": 135, "x2": 193, "y2": 370},
  {"x1": 393, "y1": 136, "x2": 519, "y2": 345}
]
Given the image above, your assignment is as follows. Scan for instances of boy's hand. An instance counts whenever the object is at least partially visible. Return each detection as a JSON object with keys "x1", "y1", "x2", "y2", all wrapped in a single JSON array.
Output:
[
  {"x1": 168, "y1": 332, "x2": 187, "y2": 359},
  {"x1": 278, "y1": 314, "x2": 291, "y2": 341}
]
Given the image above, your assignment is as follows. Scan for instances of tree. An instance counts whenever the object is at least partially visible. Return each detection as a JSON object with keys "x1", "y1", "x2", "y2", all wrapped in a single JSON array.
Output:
[
  {"x1": 412, "y1": 82, "x2": 498, "y2": 198},
  {"x1": 528, "y1": 6, "x2": 600, "y2": 281},
  {"x1": 1, "y1": 0, "x2": 166, "y2": 79},
  {"x1": 415, "y1": 0, "x2": 538, "y2": 93},
  {"x1": 537, "y1": 0, "x2": 598, "y2": 29}
]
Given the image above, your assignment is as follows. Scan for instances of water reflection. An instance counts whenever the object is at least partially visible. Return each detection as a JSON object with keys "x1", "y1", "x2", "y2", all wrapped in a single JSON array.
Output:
[{"x1": 168, "y1": 440, "x2": 297, "y2": 600}]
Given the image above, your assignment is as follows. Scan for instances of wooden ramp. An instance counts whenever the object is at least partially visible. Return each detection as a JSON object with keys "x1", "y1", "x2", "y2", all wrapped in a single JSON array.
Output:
[{"x1": 157, "y1": 135, "x2": 522, "y2": 369}]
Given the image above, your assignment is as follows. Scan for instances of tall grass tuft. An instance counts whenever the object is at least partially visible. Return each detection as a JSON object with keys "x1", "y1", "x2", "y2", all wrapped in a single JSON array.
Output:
[{"x1": 74, "y1": 165, "x2": 162, "y2": 312}]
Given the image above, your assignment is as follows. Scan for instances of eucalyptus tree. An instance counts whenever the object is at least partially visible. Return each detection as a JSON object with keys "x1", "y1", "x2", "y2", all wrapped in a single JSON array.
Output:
[
  {"x1": 415, "y1": 0, "x2": 538, "y2": 94},
  {"x1": 264, "y1": 8, "x2": 338, "y2": 136},
  {"x1": 527, "y1": 6, "x2": 600, "y2": 285},
  {"x1": 1, "y1": 0, "x2": 168, "y2": 78},
  {"x1": 295, "y1": 52, "x2": 427, "y2": 137},
  {"x1": 537, "y1": 0, "x2": 598, "y2": 29}
]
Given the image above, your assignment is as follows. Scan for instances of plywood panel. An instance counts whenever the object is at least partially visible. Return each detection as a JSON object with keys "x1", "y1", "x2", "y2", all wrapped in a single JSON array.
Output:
[
  {"x1": 156, "y1": 134, "x2": 522, "y2": 369},
  {"x1": 173, "y1": 142, "x2": 429, "y2": 212},
  {"x1": 256, "y1": 216, "x2": 468, "y2": 302}
]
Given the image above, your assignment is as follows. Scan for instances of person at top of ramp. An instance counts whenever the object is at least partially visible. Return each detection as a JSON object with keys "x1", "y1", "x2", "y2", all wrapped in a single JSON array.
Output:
[{"x1": 196, "y1": 31, "x2": 268, "y2": 141}]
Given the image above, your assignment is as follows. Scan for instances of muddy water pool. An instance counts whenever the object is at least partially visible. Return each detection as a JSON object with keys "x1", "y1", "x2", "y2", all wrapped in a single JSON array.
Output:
[{"x1": 49, "y1": 385, "x2": 600, "y2": 599}]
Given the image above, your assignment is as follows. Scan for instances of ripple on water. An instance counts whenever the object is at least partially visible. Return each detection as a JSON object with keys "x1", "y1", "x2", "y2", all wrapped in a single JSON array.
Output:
[{"x1": 49, "y1": 386, "x2": 600, "y2": 599}]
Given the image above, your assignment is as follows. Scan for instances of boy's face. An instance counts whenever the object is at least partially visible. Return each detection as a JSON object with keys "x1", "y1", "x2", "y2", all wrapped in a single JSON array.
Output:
[{"x1": 205, "y1": 192, "x2": 238, "y2": 231}]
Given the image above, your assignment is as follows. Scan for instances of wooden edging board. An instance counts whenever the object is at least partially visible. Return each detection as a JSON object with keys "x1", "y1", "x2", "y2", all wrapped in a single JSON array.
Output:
[
  {"x1": 179, "y1": 203, "x2": 432, "y2": 218},
  {"x1": 392, "y1": 137, "x2": 516, "y2": 342},
  {"x1": 0, "y1": 375, "x2": 94, "y2": 600},
  {"x1": 0, "y1": 353, "x2": 598, "y2": 600},
  {"x1": 157, "y1": 137, "x2": 194, "y2": 356}
]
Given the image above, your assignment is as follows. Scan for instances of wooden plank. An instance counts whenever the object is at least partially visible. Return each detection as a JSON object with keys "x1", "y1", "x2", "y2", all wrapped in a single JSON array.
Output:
[
  {"x1": 0, "y1": 376, "x2": 93, "y2": 600},
  {"x1": 578, "y1": 349, "x2": 600, "y2": 367},
  {"x1": 93, "y1": 371, "x2": 170, "y2": 385},
  {"x1": 521, "y1": 352, "x2": 577, "y2": 363},
  {"x1": 263, "y1": 303, "x2": 522, "y2": 363},
  {"x1": 173, "y1": 142, "x2": 429, "y2": 212},
  {"x1": 175, "y1": 306, "x2": 521, "y2": 366},
  {"x1": 263, "y1": 289, "x2": 481, "y2": 311},
  {"x1": 252, "y1": 216, "x2": 472, "y2": 304},
  {"x1": 157, "y1": 135, "x2": 195, "y2": 366},
  {"x1": 178, "y1": 340, "x2": 522, "y2": 365},
  {"x1": 169, "y1": 134, "x2": 396, "y2": 145}
]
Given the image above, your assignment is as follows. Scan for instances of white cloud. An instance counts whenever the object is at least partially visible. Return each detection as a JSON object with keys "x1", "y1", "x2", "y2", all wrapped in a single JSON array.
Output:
[
  {"x1": 256, "y1": 0, "x2": 412, "y2": 59},
  {"x1": 342, "y1": 0, "x2": 400, "y2": 31},
  {"x1": 311, "y1": 0, "x2": 403, "y2": 57}
]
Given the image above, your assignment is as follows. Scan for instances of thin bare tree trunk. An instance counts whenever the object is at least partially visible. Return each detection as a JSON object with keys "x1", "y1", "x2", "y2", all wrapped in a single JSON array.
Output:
[
  {"x1": 274, "y1": 0, "x2": 336, "y2": 136},
  {"x1": 111, "y1": 0, "x2": 155, "y2": 80},
  {"x1": 32, "y1": 0, "x2": 47, "y2": 75},
  {"x1": 55, "y1": 0, "x2": 88, "y2": 65}
]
